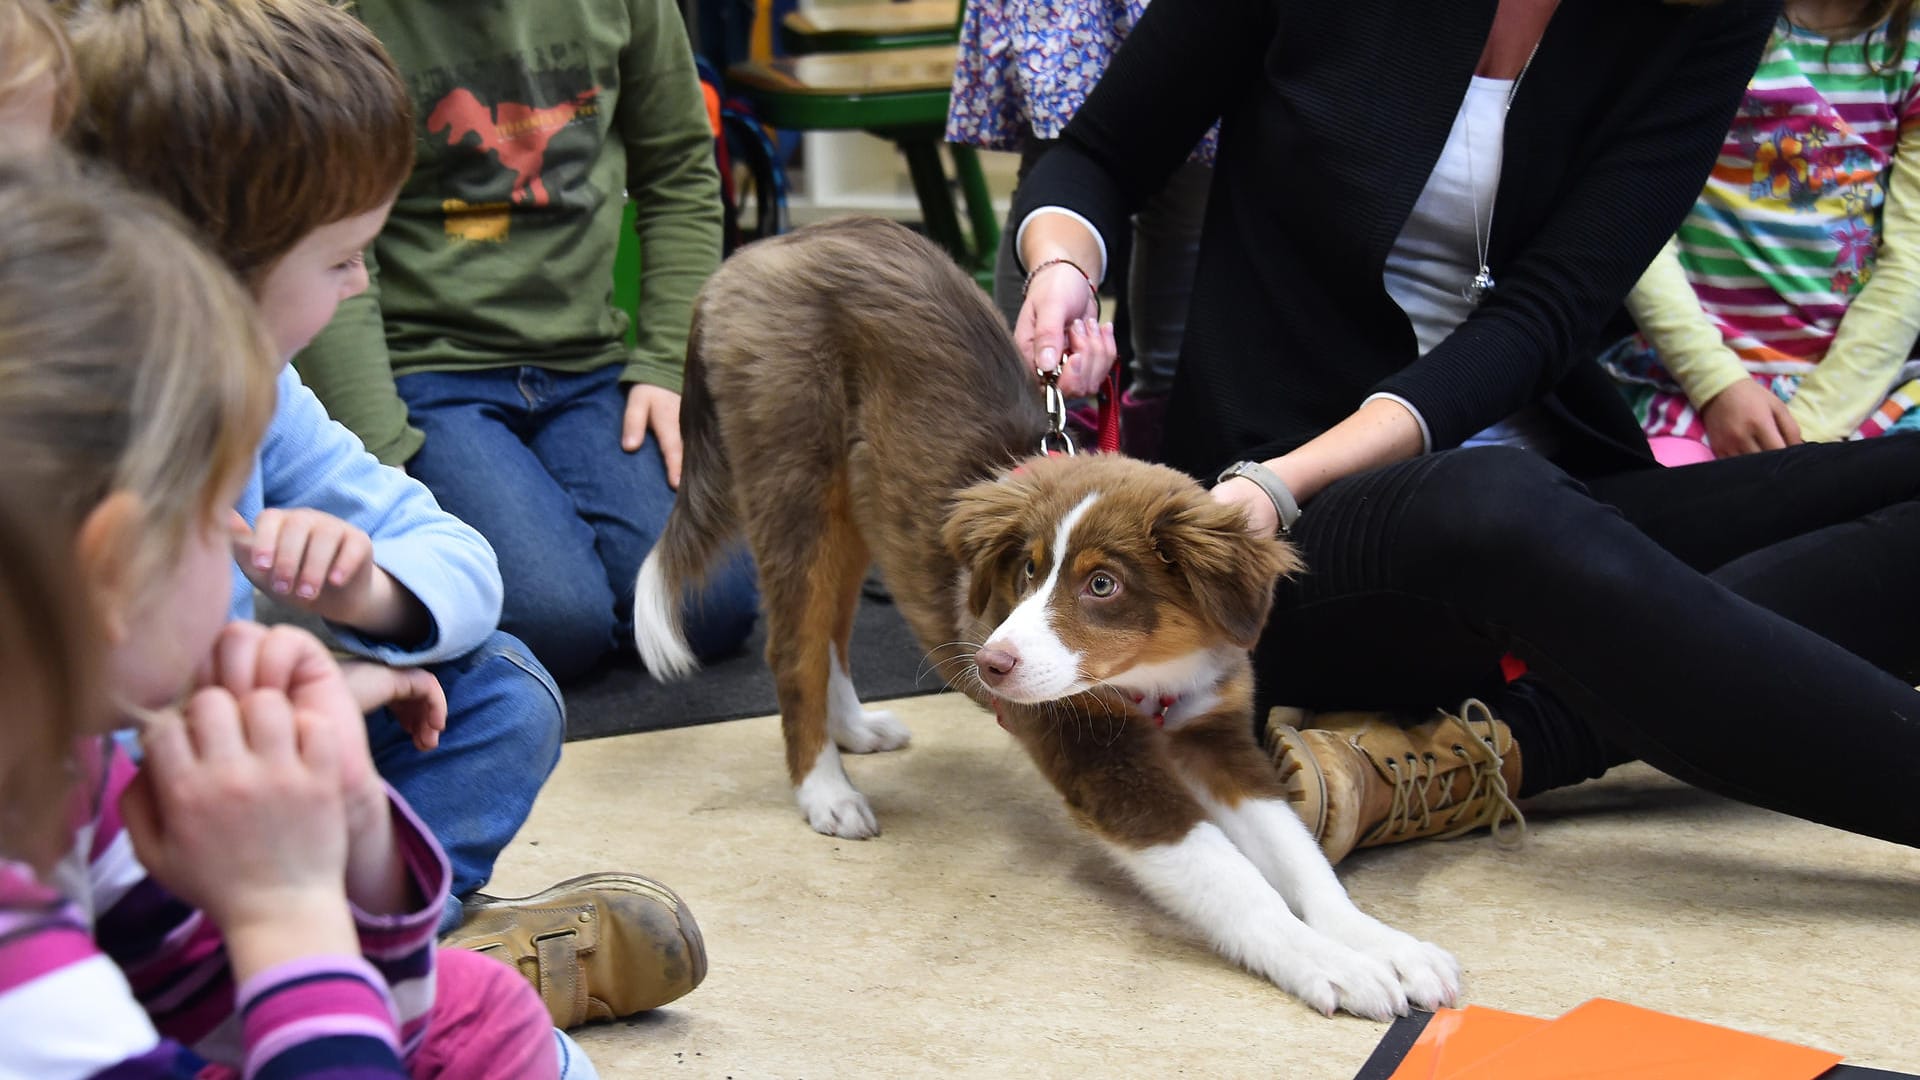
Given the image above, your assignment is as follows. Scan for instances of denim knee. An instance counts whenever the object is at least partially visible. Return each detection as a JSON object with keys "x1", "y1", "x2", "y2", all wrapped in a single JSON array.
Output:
[
  {"x1": 438, "y1": 630, "x2": 567, "y2": 771},
  {"x1": 502, "y1": 583, "x2": 619, "y2": 684}
]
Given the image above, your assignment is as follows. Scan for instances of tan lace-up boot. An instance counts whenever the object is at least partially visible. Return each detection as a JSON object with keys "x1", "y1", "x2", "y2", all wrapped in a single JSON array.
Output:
[{"x1": 1267, "y1": 699, "x2": 1526, "y2": 864}]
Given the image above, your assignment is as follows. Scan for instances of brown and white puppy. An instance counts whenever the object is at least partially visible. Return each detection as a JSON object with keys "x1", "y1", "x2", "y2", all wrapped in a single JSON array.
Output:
[{"x1": 633, "y1": 217, "x2": 1458, "y2": 1018}]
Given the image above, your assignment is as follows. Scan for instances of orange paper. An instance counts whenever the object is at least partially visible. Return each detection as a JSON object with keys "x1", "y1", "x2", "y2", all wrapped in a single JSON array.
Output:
[
  {"x1": 1388, "y1": 1006, "x2": 1549, "y2": 1080},
  {"x1": 1441, "y1": 998, "x2": 1843, "y2": 1080}
]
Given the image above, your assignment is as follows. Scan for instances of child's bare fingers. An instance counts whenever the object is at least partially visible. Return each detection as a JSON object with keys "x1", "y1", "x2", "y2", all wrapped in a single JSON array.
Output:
[
  {"x1": 396, "y1": 669, "x2": 447, "y2": 748},
  {"x1": 241, "y1": 686, "x2": 301, "y2": 761},
  {"x1": 410, "y1": 715, "x2": 442, "y2": 752},
  {"x1": 248, "y1": 509, "x2": 285, "y2": 573},
  {"x1": 409, "y1": 670, "x2": 447, "y2": 722},
  {"x1": 329, "y1": 529, "x2": 374, "y2": 588},
  {"x1": 295, "y1": 526, "x2": 343, "y2": 601},
  {"x1": 228, "y1": 511, "x2": 255, "y2": 557},
  {"x1": 184, "y1": 685, "x2": 251, "y2": 761},
  {"x1": 248, "y1": 624, "x2": 332, "y2": 697},
  {"x1": 206, "y1": 621, "x2": 268, "y2": 695},
  {"x1": 136, "y1": 705, "x2": 194, "y2": 777},
  {"x1": 269, "y1": 514, "x2": 313, "y2": 596},
  {"x1": 293, "y1": 699, "x2": 344, "y2": 778}
]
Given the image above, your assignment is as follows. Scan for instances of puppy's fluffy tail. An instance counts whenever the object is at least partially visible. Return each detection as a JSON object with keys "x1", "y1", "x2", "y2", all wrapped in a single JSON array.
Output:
[{"x1": 633, "y1": 318, "x2": 739, "y2": 680}]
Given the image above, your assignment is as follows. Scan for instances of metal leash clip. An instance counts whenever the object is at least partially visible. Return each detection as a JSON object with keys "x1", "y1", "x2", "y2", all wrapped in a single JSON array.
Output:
[{"x1": 1037, "y1": 363, "x2": 1077, "y2": 456}]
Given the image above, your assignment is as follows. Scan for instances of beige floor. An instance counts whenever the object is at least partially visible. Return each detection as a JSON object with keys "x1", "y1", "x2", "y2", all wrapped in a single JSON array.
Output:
[{"x1": 487, "y1": 693, "x2": 1920, "y2": 1079}]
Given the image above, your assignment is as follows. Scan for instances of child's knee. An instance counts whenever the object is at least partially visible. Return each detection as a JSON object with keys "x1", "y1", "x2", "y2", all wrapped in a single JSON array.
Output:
[
  {"x1": 503, "y1": 585, "x2": 619, "y2": 683},
  {"x1": 437, "y1": 631, "x2": 567, "y2": 765},
  {"x1": 416, "y1": 948, "x2": 558, "y2": 1079}
]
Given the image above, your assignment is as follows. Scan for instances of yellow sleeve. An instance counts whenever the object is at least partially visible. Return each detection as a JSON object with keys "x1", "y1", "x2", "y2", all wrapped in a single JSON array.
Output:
[
  {"x1": 1789, "y1": 122, "x2": 1920, "y2": 442},
  {"x1": 1624, "y1": 236, "x2": 1752, "y2": 408}
]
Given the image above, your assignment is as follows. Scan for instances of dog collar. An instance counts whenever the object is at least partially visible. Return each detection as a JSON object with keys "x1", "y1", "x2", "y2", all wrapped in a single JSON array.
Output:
[
  {"x1": 991, "y1": 693, "x2": 1180, "y2": 731},
  {"x1": 1130, "y1": 692, "x2": 1180, "y2": 727}
]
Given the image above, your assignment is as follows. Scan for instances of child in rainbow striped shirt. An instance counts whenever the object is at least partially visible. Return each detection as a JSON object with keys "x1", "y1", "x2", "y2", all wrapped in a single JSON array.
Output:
[{"x1": 1603, "y1": 0, "x2": 1920, "y2": 460}]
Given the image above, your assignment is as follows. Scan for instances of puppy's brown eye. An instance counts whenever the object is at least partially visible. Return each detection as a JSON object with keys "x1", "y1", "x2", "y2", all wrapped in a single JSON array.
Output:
[
  {"x1": 1086, "y1": 572, "x2": 1118, "y2": 598},
  {"x1": 1024, "y1": 557, "x2": 1037, "y2": 579}
]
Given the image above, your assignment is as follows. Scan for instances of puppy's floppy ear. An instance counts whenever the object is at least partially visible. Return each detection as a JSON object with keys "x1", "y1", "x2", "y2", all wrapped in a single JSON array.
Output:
[
  {"x1": 1151, "y1": 496, "x2": 1304, "y2": 650},
  {"x1": 943, "y1": 473, "x2": 1032, "y2": 617}
]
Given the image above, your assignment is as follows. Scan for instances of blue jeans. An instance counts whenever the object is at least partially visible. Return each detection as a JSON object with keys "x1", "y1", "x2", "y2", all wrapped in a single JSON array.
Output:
[
  {"x1": 398, "y1": 364, "x2": 760, "y2": 683},
  {"x1": 366, "y1": 630, "x2": 564, "y2": 932}
]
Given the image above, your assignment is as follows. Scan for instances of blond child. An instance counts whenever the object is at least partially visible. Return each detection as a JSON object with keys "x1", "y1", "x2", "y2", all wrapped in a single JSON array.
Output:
[
  {"x1": 59, "y1": 0, "x2": 705, "y2": 1027},
  {"x1": 0, "y1": 153, "x2": 562, "y2": 1078}
]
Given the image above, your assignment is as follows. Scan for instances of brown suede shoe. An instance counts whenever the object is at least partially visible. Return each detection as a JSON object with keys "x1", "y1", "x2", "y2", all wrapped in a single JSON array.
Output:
[
  {"x1": 1269, "y1": 700, "x2": 1526, "y2": 864},
  {"x1": 441, "y1": 872, "x2": 707, "y2": 1029}
]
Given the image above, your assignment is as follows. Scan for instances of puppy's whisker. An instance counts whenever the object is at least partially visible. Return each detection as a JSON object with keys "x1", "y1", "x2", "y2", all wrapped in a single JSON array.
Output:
[
  {"x1": 1089, "y1": 683, "x2": 1127, "y2": 746},
  {"x1": 919, "y1": 640, "x2": 985, "y2": 684}
]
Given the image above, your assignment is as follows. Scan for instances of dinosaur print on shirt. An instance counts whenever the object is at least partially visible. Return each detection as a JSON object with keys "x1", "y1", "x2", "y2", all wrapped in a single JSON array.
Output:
[
  {"x1": 427, "y1": 86, "x2": 601, "y2": 207},
  {"x1": 416, "y1": 51, "x2": 608, "y2": 243}
]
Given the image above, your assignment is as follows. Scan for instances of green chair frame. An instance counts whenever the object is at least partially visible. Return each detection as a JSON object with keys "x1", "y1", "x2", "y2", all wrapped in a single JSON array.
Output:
[{"x1": 725, "y1": 44, "x2": 998, "y2": 286}]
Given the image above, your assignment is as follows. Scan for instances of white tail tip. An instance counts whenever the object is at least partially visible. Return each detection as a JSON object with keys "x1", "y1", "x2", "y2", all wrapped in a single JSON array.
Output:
[{"x1": 633, "y1": 548, "x2": 699, "y2": 680}]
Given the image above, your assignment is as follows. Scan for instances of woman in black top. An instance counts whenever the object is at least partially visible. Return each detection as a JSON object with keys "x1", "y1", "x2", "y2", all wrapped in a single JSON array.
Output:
[{"x1": 1013, "y1": 0, "x2": 1920, "y2": 854}]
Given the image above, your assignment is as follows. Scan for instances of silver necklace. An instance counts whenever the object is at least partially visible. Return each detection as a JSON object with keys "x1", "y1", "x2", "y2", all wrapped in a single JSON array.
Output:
[{"x1": 1463, "y1": 40, "x2": 1541, "y2": 304}]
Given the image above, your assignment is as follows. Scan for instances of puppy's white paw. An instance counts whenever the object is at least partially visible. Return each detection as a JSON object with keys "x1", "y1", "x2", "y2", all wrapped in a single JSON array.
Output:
[
  {"x1": 796, "y1": 777, "x2": 879, "y2": 839},
  {"x1": 1313, "y1": 914, "x2": 1462, "y2": 1011},
  {"x1": 832, "y1": 708, "x2": 911, "y2": 754},
  {"x1": 1273, "y1": 938, "x2": 1409, "y2": 1021},
  {"x1": 1371, "y1": 935, "x2": 1462, "y2": 1011},
  {"x1": 827, "y1": 648, "x2": 912, "y2": 754}
]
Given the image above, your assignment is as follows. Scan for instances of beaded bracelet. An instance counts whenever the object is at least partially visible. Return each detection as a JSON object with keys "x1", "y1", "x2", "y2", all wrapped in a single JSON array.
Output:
[{"x1": 1022, "y1": 256, "x2": 1101, "y2": 318}]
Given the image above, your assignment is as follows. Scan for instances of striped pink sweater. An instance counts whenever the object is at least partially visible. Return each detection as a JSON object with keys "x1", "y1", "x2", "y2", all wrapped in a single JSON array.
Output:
[{"x1": 0, "y1": 737, "x2": 448, "y2": 1079}]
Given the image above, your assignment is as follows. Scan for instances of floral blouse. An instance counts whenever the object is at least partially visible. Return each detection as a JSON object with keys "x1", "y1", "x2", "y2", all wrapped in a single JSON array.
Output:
[{"x1": 945, "y1": 0, "x2": 1218, "y2": 158}]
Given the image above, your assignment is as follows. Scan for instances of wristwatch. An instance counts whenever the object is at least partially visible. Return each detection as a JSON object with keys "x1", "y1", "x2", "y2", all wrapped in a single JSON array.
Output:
[{"x1": 1216, "y1": 460, "x2": 1301, "y2": 538}]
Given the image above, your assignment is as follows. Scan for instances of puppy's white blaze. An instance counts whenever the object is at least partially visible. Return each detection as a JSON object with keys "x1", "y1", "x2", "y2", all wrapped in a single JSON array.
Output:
[
  {"x1": 985, "y1": 492, "x2": 1099, "y2": 702},
  {"x1": 633, "y1": 549, "x2": 697, "y2": 679}
]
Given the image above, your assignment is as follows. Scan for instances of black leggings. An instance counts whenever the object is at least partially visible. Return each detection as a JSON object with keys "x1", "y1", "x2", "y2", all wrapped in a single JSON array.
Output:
[{"x1": 1252, "y1": 435, "x2": 1920, "y2": 847}]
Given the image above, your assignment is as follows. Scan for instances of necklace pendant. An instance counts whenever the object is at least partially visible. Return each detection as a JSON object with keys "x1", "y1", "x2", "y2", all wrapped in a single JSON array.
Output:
[{"x1": 1466, "y1": 266, "x2": 1496, "y2": 304}]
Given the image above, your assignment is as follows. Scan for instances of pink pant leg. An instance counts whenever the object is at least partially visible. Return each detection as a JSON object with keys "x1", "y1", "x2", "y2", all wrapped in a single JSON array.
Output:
[{"x1": 410, "y1": 947, "x2": 558, "y2": 1080}]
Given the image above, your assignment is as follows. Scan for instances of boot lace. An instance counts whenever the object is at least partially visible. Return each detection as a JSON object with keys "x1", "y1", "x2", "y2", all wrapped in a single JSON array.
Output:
[{"x1": 1367, "y1": 698, "x2": 1527, "y2": 847}]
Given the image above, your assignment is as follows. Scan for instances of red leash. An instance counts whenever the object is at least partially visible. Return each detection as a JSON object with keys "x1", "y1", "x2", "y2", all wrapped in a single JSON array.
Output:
[{"x1": 1094, "y1": 364, "x2": 1123, "y2": 454}]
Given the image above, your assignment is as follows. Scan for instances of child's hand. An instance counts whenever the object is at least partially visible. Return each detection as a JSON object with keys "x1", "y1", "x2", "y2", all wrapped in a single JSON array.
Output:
[
  {"x1": 119, "y1": 683, "x2": 358, "y2": 970},
  {"x1": 231, "y1": 507, "x2": 375, "y2": 607},
  {"x1": 341, "y1": 660, "x2": 447, "y2": 751},
  {"x1": 200, "y1": 623, "x2": 415, "y2": 915},
  {"x1": 200, "y1": 623, "x2": 387, "y2": 832},
  {"x1": 623, "y1": 382, "x2": 683, "y2": 489},
  {"x1": 230, "y1": 510, "x2": 428, "y2": 642},
  {"x1": 1701, "y1": 379, "x2": 1804, "y2": 457}
]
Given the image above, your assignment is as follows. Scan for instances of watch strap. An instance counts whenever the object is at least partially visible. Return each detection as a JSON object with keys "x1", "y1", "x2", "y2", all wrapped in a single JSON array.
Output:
[{"x1": 1217, "y1": 460, "x2": 1301, "y2": 537}]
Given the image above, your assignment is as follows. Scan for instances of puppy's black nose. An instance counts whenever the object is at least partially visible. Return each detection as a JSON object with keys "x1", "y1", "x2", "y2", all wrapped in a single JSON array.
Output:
[{"x1": 976, "y1": 645, "x2": 1020, "y2": 688}]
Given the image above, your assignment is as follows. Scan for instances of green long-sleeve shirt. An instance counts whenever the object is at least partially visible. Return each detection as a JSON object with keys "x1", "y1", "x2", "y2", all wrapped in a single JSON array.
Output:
[{"x1": 294, "y1": 0, "x2": 722, "y2": 465}]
